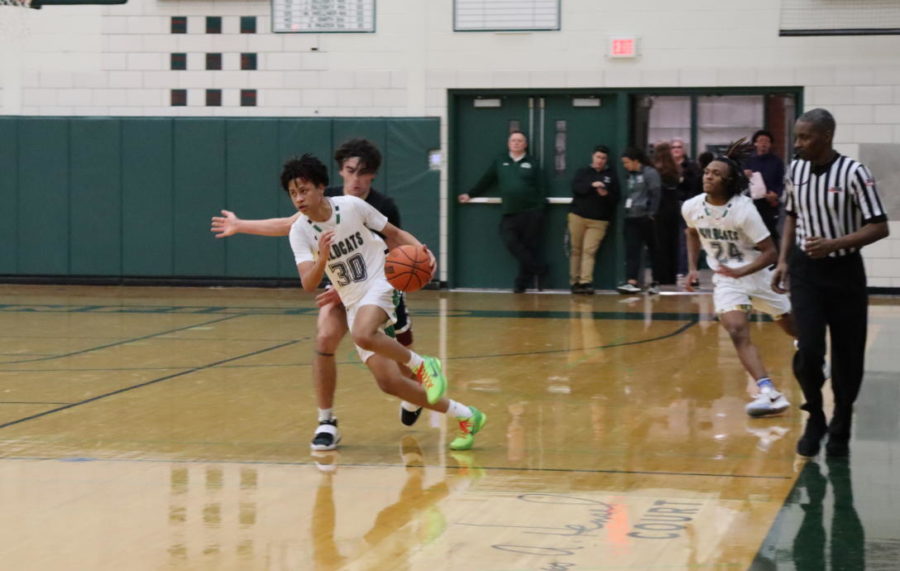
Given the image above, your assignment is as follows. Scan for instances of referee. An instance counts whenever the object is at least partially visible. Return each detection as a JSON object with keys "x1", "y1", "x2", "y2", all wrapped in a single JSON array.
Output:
[{"x1": 772, "y1": 108, "x2": 889, "y2": 458}]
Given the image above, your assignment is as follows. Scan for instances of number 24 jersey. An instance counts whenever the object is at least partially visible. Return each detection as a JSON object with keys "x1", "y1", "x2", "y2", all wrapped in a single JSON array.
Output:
[{"x1": 681, "y1": 193, "x2": 770, "y2": 272}]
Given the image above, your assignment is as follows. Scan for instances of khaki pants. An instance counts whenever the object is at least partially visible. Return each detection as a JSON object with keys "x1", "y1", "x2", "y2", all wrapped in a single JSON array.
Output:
[{"x1": 567, "y1": 213, "x2": 609, "y2": 285}]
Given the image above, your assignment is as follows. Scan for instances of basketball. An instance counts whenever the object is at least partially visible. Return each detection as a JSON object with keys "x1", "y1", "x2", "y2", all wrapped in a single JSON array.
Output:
[{"x1": 384, "y1": 245, "x2": 434, "y2": 292}]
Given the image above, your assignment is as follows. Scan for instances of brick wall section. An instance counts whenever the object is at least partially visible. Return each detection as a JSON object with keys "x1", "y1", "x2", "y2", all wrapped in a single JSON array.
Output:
[{"x1": 2, "y1": 0, "x2": 899, "y2": 283}]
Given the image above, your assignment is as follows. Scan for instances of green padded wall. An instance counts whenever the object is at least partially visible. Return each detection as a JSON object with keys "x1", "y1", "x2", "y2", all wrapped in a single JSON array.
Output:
[
  {"x1": 224, "y1": 120, "x2": 281, "y2": 278},
  {"x1": 173, "y1": 120, "x2": 227, "y2": 277},
  {"x1": 18, "y1": 118, "x2": 69, "y2": 275},
  {"x1": 385, "y1": 119, "x2": 441, "y2": 256},
  {"x1": 70, "y1": 119, "x2": 122, "y2": 275},
  {"x1": 0, "y1": 116, "x2": 440, "y2": 282},
  {"x1": 0, "y1": 118, "x2": 16, "y2": 273},
  {"x1": 122, "y1": 119, "x2": 174, "y2": 276}
]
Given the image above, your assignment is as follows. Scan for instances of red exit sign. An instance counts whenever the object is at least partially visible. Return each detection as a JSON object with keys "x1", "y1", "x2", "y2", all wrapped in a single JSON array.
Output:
[{"x1": 609, "y1": 36, "x2": 638, "y2": 58}]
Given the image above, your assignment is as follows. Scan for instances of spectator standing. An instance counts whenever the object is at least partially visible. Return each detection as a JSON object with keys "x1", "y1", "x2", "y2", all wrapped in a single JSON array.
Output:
[
  {"x1": 617, "y1": 147, "x2": 662, "y2": 294},
  {"x1": 744, "y1": 129, "x2": 786, "y2": 246},
  {"x1": 671, "y1": 138, "x2": 702, "y2": 280},
  {"x1": 568, "y1": 145, "x2": 619, "y2": 294},
  {"x1": 652, "y1": 142, "x2": 682, "y2": 285},
  {"x1": 458, "y1": 131, "x2": 547, "y2": 293},
  {"x1": 670, "y1": 138, "x2": 701, "y2": 201}
]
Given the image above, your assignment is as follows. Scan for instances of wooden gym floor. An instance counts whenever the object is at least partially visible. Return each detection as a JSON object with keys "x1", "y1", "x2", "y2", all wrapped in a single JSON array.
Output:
[{"x1": 0, "y1": 283, "x2": 898, "y2": 570}]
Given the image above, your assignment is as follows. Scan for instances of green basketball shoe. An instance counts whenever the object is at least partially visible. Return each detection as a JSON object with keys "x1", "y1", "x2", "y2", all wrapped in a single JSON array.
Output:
[
  {"x1": 416, "y1": 356, "x2": 447, "y2": 404},
  {"x1": 449, "y1": 407, "x2": 487, "y2": 451}
]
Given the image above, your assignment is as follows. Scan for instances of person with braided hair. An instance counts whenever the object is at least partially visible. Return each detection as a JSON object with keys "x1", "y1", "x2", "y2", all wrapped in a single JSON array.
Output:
[{"x1": 682, "y1": 142, "x2": 798, "y2": 418}]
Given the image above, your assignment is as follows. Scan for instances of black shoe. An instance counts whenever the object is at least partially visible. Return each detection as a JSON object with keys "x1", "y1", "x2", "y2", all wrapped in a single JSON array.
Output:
[
  {"x1": 513, "y1": 278, "x2": 527, "y2": 294},
  {"x1": 570, "y1": 284, "x2": 581, "y2": 294},
  {"x1": 796, "y1": 411, "x2": 827, "y2": 457},
  {"x1": 580, "y1": 283, "x2": 594, "y2": 295},
  {"x1": 690, "y1": 279, "x2": 700, "y2": 288},
  {"x1": 400, "y1": 404, "x2": 423, "y2": 426},
  {"x1": 310, "y1": 419, "x2": 341, "y2": 451},
  {"x1": 826, "y1": 437, "x2": 850, "y2": 457}
]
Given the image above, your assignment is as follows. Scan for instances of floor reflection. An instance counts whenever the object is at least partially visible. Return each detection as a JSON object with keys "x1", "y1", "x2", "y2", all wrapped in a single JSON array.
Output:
[{"x1": 754, "y1": 458, "x2": 865, "y2": 570}]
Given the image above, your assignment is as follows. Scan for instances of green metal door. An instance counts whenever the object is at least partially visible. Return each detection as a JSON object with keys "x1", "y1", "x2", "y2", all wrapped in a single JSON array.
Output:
[
  {"x1": 538, "y1": 94, "x2": 620, "y2": 290},
  {"x1": 451, "y1": 92, "x2": 621, "y2": 290},
  {"x1": 451, "y1": 94, "x2": 531, "y2": 290}
]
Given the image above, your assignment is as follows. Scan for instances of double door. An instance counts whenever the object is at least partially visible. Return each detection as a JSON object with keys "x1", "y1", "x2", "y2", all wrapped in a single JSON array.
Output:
[{"x1": 451, "y1": 92, "x2": 622, "y2": 290}]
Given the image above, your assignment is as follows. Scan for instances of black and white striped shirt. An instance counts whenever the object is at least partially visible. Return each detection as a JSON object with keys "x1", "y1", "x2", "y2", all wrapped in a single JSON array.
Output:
[{"x1": 785, "y1": 154, "x2": 887, "y2": 258}]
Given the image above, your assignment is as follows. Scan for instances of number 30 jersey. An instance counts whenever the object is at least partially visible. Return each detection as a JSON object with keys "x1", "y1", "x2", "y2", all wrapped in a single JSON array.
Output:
[
  {"x1": 289, "y1": 195, "x2": 389, "y2": 307},
  {"x1": 681, "y1": 193, "x2": 770, "y2": 272}
]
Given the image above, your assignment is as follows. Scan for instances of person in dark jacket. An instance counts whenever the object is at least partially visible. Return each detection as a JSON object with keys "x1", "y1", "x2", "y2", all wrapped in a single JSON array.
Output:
[
  {"x1": 617, "y1": 147, "x2": 662, "y2": 294},
  {"x1": 743, "y1": 129, "x2": 785, "y2": 247},
  {"x1": 567, "y1": 145, "x2": 619, "y2": 294},
  {"x1": 458, "y1": 131, "x2": 547, "y2": 293}
]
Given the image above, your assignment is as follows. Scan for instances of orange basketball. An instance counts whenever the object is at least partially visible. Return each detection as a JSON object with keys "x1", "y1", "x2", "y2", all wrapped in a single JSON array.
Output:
[{"x1": 384, "y1": 245, "x2": 434, "y2": 292}]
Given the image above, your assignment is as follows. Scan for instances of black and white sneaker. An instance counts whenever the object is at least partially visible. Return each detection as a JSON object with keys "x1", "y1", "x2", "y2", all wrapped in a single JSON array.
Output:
[
  {"x1": 400, "y1": 403, "x2": 423, "y2": 426},
  {"x1": 616, "y1": 282, "x2": 641, "y2": 294},
  {"x1": 310, "y1": 419, "x2": 341, "y2": 451}
]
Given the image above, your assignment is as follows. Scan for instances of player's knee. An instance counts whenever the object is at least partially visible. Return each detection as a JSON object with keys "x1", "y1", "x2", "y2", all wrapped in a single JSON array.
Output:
[
  {"x1": 724, "y1": 323, "x2": 749, "y2": 344},
  {"x1": 316, "y1": 330, "x2": 341, "y2": 353},
  {"x1": 351, "y1": 330, "x2": 377, "y2": 351}
]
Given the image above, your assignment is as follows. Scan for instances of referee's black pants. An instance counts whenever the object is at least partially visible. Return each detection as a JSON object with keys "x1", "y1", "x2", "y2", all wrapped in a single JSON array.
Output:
[{"x1": 789, "y1": 247, "x2": 868, "y2": 440}]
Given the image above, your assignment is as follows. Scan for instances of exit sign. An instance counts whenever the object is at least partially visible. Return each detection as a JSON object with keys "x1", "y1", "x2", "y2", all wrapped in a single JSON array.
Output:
[{"x1": 609, "y1": 36, "x2": 638, "y2": 58}]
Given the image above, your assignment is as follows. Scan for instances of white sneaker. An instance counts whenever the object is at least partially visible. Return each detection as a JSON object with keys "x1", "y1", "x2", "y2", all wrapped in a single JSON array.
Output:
[
  {"x1": 746, "y1": 388, "x2": 790, "y2": 417},
  {"x1": 310, "y1": 419, "x2": 341, "y2": 451},
  {"x1": 617, "y1": 282, "x2": 641, "y2": 294}
]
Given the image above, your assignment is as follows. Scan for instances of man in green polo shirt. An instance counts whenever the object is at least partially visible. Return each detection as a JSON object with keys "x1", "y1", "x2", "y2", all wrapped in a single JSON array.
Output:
[{"x1": 458, "y1": 131, "x2": 548, "y2": 293}]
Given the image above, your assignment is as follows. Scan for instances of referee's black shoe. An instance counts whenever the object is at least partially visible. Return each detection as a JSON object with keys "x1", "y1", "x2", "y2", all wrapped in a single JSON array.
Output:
[
  {"x1": 826, "y1": 437, "x2": 850, "y2": 457},
  {"x1": 796, "y1": 408, "x2": 827, "y2": 457}
]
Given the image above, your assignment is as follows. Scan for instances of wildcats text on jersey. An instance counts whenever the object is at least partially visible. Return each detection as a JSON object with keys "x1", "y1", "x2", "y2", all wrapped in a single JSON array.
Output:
[
  {"x1": 329, "y1": 231, "x2": 366, "y2": 259},
  {"x1": 698, "y1": 227, "x2": 740, "y2": 241}
]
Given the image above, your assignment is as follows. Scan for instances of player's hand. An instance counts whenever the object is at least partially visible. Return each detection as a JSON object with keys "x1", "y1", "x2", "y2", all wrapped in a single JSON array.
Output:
[
  {"x1": 765, "y1": 191, "x2": 779, "y2": 207},
  {"x1": 715, "y1": 265, "x2": 743, "y2": 279},
  {"x1": 684, "y1": 270, "x2": 699, "y2": 292},
  {"x1": 771, "y1": 263, "x2": 790, "y2": 294},
  {"x1": 421, "y1": 244, "x2": 437, "y2": 275},
  {"x1": 317, "y1": 230, "x2": 335, "y2": 259},
  {"x1": 211, "y1": 209, "x2": 240, "y2": 238},
  {"x1": 803, "y1": 236, "x2": 836, "y2": 259},
  {"x1": 315, "y1": 287, "x2": 341, "y2": 308},
  {"x1": 458, "y1": 193, "x2": 471, "y2": 203}
]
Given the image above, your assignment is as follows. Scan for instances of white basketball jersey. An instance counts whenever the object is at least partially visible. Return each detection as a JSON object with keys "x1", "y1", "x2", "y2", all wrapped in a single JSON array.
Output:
[
  {"x1": 289, "y1": 195, "x2": 389, "y2": 307},
  {"x1": 681, "y1": 194, "x2": 770, "y2": 271}
]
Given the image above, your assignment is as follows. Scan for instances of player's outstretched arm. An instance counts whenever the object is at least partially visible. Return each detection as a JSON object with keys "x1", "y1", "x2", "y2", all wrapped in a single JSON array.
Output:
[{"x1": 211, "y1": 209, "x2": 299, "y2": 238}]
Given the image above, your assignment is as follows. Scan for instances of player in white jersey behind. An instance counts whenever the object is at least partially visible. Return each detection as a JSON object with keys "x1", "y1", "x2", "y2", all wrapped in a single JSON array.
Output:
[
  {"x1": 682, "y1": 143, "x2": 797, "y2": 417},
  {"x1": 284, "y1": 153, "x2": 486, "y2": 451}
]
